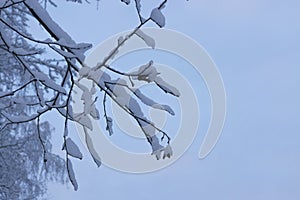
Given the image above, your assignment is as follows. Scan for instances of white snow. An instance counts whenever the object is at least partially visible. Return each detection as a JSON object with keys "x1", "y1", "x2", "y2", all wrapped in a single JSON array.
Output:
[
  {"x1": 67, "y1": 158, "x2": 78, "y2": 191},
  {"x1": 51, "y1": 46, "x2": 76, "y2": 58},
  {"x1": 32, "y1": 70, "x2": 67, "y2": 94},
  {"x1": 85, "y1": 132, "x2": 102, "y2": 167},
  {"x1": 150, "y1": 8, "x2": 166, "y2": 28},
  {"x1": 134, "y1": 88, "x2": 175, "y2": 115},
  {"x1": 121, "y1": 0, "x2": 130, "y2": 5},
  {"x1": 106, "y1": 117, "x2": 113, "y2": 135},
  {"x1": 66, "y1": 138, "x2": 83, "y2": 160},
  {"x1": 74, "y1": 113, "x2": 93, "y2": 130},
  {"x1": 135, "y1": 29, "x2": 155, "y2": 49},
  {"x1": 24, "y1": 0, "x2": 91, "y2": 63},
  {"x1": 154, "y1": 76, "x2": 180, "y2": 97}
]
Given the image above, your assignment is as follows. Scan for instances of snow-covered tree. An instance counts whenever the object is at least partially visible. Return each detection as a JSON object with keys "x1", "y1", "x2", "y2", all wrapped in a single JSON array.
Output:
[
  {"x1": 0, "y1": 3, "x2": 67, "y2": 199},
  {"x1": 0, "y1": 0, "x2": 179, "y2": 194},
  {"x1": 0, "y1": 122, "x2": 66, "y2": 199}
]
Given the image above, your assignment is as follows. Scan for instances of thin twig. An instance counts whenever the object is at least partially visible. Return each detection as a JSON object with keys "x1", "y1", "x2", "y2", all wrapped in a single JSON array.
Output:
[
  {"x1": 134, "y1": 0, "x2": 143, "y2": 23},
  {"x1": 95, "y1": 0, "x2": 168, "y2": 70},
  {"x1": 37, "y1": 116, "x2": 47, "y2": 165},
  {"x1": 102, "y1": 92, "x2": 113, "y2": 135}
]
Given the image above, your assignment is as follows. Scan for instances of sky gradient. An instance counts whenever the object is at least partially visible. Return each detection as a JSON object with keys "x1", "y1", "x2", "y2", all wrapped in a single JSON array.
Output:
[{"x1": 33, "y1": 1, "x2": 300, "y2": 199}]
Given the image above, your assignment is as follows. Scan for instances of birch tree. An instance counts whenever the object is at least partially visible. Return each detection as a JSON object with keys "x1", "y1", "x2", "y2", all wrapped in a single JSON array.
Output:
[{"x1": 0, "y1": 3, "x2": 67, "y2": 199}]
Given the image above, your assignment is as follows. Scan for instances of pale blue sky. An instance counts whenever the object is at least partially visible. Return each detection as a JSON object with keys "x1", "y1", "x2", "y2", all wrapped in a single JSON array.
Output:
[{"x1": 34, "y1": 1, "x2": 300, "y2": 199}]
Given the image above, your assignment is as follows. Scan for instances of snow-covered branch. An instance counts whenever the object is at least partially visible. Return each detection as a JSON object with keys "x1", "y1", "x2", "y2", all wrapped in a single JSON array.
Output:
[{"x1": 0, "y1": 0, "x2": 181, "y2": 193}]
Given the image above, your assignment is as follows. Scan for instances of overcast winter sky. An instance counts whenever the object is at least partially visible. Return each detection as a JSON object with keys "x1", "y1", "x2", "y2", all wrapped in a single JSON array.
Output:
[{"x1": 31, "y1": 0, "x2": 300, "y2": 199}]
